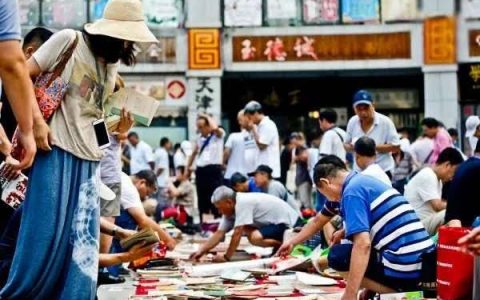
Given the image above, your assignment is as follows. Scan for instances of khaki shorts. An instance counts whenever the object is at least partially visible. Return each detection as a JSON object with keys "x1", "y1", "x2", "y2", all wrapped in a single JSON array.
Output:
[{"x1": 100, "y1": 182, "x2": 121, "y2": 217}]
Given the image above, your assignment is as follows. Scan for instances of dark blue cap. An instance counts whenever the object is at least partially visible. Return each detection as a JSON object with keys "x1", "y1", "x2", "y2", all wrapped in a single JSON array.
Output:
[{"x1": 352, "y1": 90, "x2": 373, "y2": 107}]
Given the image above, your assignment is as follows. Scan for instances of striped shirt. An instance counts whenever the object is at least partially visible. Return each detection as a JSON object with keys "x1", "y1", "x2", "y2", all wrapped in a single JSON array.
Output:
[{"x1": 341, "y1": 173, "x2": 434, "y2": 279}]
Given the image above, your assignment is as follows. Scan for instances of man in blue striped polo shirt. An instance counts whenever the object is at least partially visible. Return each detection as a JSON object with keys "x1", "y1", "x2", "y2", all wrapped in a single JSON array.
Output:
[{"x1": 313, "y1": 157, "x2": 435, "y2": 298}]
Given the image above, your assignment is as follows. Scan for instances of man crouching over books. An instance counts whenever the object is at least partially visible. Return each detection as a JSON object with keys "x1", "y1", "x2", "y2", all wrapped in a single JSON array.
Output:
[{"x1": 190, "y1": 186, "x2": 302, "y2": 263}]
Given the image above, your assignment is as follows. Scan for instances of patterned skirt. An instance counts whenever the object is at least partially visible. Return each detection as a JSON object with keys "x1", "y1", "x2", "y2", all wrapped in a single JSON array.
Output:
[{"x1": 0, "y1": 147, "x2": 100, "y2": 300}]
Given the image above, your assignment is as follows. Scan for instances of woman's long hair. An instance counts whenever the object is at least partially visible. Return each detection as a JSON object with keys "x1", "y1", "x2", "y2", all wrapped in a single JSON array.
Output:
[{"x1": 83, "y1": 30, "x2": 136, "y2": 66}]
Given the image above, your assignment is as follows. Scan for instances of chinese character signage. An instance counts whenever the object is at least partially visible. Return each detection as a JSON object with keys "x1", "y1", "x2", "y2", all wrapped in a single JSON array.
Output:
[
  {"x1": 303, "y1": 0, "x2": 339, "y2": 24},
  {"x1": 462, "y1": 0, "x2": 480, "y2": 19},
  {"x1": 424, "y1": 17, "x2": 456, "y2": 65},
  {"x1": 42, "y1": 0, "x2": 87, "y2": 28},
  {"x1": 188, "y1": 29, "x2": 221, "y2": 70},
  {"x1": 232, "y1": 32, "x2": 411, "y2": 62},
  {"x1": 469, "y1": 29, "x2": 480, "y2": 57},
  {"x1": 143, "y1": 0, "x2": 183, "y2": 28},
  {"x1": 224, "y1": 0, "x2": 262, "y2": 27},
  {"x1": 341, "y1": 0, "x2": 380, "y2": 23},
  {"x1": 381, "y1": 0, "x2": 418, "y2": 22},
  {"x1": 188, "y1": 77, "x2": 221, "y2": 136},
  {"x1": 459, "y1": 63, "x2": 480, "y2": 102}
]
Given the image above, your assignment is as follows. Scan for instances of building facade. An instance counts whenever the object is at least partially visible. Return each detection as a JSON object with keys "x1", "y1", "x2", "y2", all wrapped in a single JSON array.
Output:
[{"x1": 17, "y1": 0, "x2": 480, "y2": 147}]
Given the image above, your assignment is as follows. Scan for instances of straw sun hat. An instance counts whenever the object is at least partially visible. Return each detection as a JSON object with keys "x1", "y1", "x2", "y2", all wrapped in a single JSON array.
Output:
[{"x1": 84, "y1": 0, "x2": 157, "y2": 43}]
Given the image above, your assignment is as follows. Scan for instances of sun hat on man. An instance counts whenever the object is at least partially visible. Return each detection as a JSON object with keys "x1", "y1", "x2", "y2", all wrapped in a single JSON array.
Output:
[{"x1": 84, "y1": 0, "x2": 157, "y2": 43}]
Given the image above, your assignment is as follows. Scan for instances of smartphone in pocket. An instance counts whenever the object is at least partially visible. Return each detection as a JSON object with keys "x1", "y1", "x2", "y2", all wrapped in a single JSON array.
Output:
[{"x1": 93, "y1": 119, "x2": 111, "y2": 150}]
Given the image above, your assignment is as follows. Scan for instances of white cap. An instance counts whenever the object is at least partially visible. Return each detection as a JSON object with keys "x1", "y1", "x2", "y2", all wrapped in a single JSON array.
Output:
[{"x1": 466, "y1": 116, "x2": 480, "y2": 137}]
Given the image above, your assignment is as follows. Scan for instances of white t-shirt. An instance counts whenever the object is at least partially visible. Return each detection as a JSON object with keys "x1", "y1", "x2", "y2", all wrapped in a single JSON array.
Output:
[
  {"x1": 218, "y1": 192, "x2": 299, "y2": 232},
  {"x1": 404, "y1": 167, "x2": 442, "y2": 220},
  {"x1": 410, "y1": 137, "x2": 434, "y2": 165},
  {"x1": 196, "y1": 133, "x2": 224, "y2": 167},
  {"x1": 307, "y1": 147, "x2": 319, "y2": 182},
  {"x1": 154, "y1": 147, "x2": 170, "y2": 187},
  {"x1": 224, "y1": 132, "x2": 246, "y2": 179},
  {"x1": 130, "y1": 141, "x2": 154, "y2": 174},
  {"x1": 319, "y1": 127, "x2": 347, "y2": 161},
  {"x1": 362, "y1": 163, "x2": 392, "y2": 186},
  {"x1": 174, "y1": 150, "x2": 187, "y2": 168},
  {"x1": 256, "y1": 116, "x2": 281, "y2": 178},
  {"x1": 120, "y1": 172, "x2": 143, "y2": 210},
  {"x1": 243, "y1": 130, "x2": 258, "y2": 174}
]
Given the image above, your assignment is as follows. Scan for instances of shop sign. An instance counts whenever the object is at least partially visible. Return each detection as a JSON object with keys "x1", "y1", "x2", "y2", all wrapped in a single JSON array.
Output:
[
  {"x1": 459, "y1": 63, "x2": 480, "y2": 101},
  {"x1": 232, "y1": 32, "x2": 411, "y2": 62},
  {"x1": 189, "y1": 29, "x2": 221, "y2": 70},
  {"x1": 469, "y1": 29, "x2": 480, "y2": 57},
  {"x1": 424, "y1": 17, "x2": 456, "y2": 64},
  {"x1": 381, "y1": 0, "x2": 418, "y2": 22},
  {"x1": 341, "y1": 0, "x2": 380, "y2": 23},
  {"x1": 224, "y1": 0, "x2": 262, "y2": 27},
  {"x1": 369, "y1": 89, "x2": 419, "y2": 109}
]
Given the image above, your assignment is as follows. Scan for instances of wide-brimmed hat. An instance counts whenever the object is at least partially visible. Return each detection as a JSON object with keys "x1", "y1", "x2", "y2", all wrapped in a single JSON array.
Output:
[{"x1": 84, "y1": 0, "x2": 157, "y2": 43}]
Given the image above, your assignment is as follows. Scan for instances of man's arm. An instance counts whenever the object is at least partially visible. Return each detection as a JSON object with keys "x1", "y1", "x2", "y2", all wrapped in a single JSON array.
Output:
[
  {"x1": 190, "y1": 230, "x2": 226, "y2": 260},
  {"x1": 185, "y1": 144, "x2": 199, "y2": 175},
  {"x1": 429, "y1": 199, "x2": 447, "y2": 212},
  {"x1": 251, "y1": 126, "x2": 268, "y2": 150},
  {"x1": 223, "y1": 147, "x2": 231, "y2": 166},
  {"x1": 128, "y1": 207, "x2": 176, "y2": 250},
  {"x1": 0, "y1": 41, "x2": 36, "y2": 169},
  {"x1": 225, "y1": 226, "x2": 243, "y2": 259},
  {"x1": 343, "y1": 232, "x2": 371, "y2": 299},
  {"x1": 376, "y1": 144, "x2": 400, "y2": 154},
  {"x1": 276, "y1": 213, "x2": 332, "y2": 256}
]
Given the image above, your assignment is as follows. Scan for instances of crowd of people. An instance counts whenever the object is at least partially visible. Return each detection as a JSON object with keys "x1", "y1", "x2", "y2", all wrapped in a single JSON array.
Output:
[{"x1": 1, "y1": 0, "x2": 480, "y2": 299}]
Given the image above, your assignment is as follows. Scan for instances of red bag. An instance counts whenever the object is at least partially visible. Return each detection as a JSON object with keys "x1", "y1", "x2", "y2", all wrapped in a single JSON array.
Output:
[
  {"x1": 11, "y1": 35, "x2": 79, "y2": 160},
  {"x1": 437, "y1": 226, "x2": 474, "y2": 300}
]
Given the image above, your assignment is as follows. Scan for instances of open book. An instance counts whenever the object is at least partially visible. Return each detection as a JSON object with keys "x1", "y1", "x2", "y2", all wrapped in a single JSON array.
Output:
[
  {"x1": 0, "y1": 162, "x2": 28, "y2": 210},
  {"x1": 120, "y1": 228, "x2": 160, "y2": 250},
  {"x1": 106, "y1": 88, "x2": 160, "y2": 128}
]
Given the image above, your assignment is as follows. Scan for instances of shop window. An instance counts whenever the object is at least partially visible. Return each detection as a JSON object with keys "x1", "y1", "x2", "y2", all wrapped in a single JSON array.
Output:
[
  {"x1": 143, "y1": 0, "x2": 183, "y2": 28},
  {"x1": 381, "y1": 0, "x2": 419, "y2": 22},
  {"x1": 18, "y1": 0, "x2": 40, "y2": 26},
  {"x1": 42, "y1": 0, "x2": 87, "y2": 28},
  {"x1": 265, "y1": 0, "x2": 302, "y2": 27},
  {"x1": 341, "y1": 0, "x2": 380, "y2": 24},
  {"x1": 303, "y1": 0, "x2": 339, "y2": 24},
  {"x1": 223, "y1": 0, "x2": 262, "y2": 27},
  {"x1": 134, "y1": 37, "x2": 176, "y2": 64},
  {"x1": 461, "y1": 0, "x2": 480, "y2": 19}
]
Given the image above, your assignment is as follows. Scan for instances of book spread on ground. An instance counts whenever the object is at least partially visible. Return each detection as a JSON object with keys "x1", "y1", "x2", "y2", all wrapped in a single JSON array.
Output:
[{"x1": 120, "y1": 228, "x2": 160, "y2": 250}]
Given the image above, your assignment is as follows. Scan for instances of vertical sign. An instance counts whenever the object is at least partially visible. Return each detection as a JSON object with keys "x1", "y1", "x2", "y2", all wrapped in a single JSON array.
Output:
[
  {"x1": 188, "y1": 29, "x2": 221, "y2": 70},
  {"x1": 424, "y1": 17, "x2": 456, "y2": 65}
]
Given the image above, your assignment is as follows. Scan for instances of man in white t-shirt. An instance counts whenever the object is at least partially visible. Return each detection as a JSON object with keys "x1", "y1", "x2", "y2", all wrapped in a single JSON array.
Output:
[
  {"x1": 354, "y1": 137, "x2": 392, "y2": 186},
  {"x1": 224, "y1": 110, "x2": 256, "y2": 181},
  {"x1": 115, "y1": 171, "x2": 176, "y2": 250},
  {"x1": 404, "y1": 148, "x2": 464, "y2": 235},
  {"x1": 244, "y1": 101, "x2": 281, "y2": 179},
  {"x1": 128, "y1": 132, "x2": 154, "y2": 174},
  {"x1": 465, "y1": 115, "x2": 480, "y2": 157},
  {"x1": 318, "y1": 109, "x2": 347, "y2": 162},
  {"x1": 190, "y1": 186, "x2": 301, "y2": 262},
  {"x1": 154, "y1": 137, "x2": 172, "y2": 191}
]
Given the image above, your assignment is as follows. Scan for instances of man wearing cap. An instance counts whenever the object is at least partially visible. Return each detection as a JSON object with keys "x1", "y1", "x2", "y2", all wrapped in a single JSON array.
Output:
[
  {"x1": 186, "y1": 114, "x2": 225, "y2": 220},
  {"x1": 190, "y1": 186, "x2": 301, "y2": 262},
  {"x1": 230, "y1": 172, "x2": 262, "y2": 193},
  {"x1": 465, "y1": 115, "x2": 480, "y2": 157},
  {"x1": 244, "y1": 101, "x2": 281, "y2": 179},
  {"x1": 345, "y1": 90, "x2": 400, "y2": 178},
  {"x1": 250, "y1": 165, "x2": 301, "y2": 214}
]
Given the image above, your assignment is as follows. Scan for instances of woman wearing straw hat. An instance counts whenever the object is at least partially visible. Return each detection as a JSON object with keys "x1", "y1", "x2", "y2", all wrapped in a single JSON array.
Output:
[{"x1": 0, "y1": 1, "x2": 159, "y2": 299}]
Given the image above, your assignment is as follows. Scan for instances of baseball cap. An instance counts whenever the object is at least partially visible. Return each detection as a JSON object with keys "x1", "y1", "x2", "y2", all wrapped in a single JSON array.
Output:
[
  {"x1": 248, "y1": 165, "x2": 273, "y2": 178},
  {"x1": 244, "y1": 100, "x2": 262, "y2": 114},
  {"x1": 465, "y1": 115, "x2": 480, "y2": 137},
  {"x1": 230, "y1": 172, "x2": 248, "y2": 186},
  {"x1": 352, "y1": 90, "x2": 373, "y2": 107}
]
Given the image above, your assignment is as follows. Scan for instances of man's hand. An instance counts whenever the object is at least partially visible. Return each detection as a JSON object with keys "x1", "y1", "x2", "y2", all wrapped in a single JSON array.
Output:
[
  {"x1": 33, "y1": 118, "x2": 51, "y2": 151},
  {"x1": 116, "y1": 108, "x2": 134, "y2": 134},
  {"x1": 116, "y1": 228, "x2": 137, "y2": 240},
  {"x1": 458, "y1": 227, "x2": 480, "y2": 256},
  {"x1": 16, "y1": 128, "x2": 36, "y2": 170},
  {"x1": 1, "y1": 156, "x2": 21, "y2": 180},
  {"x1": 125, "y1": 242, "x2": 156, "y2": 262},
  {"x1": 0, "y1": 125, "x2": 12, "y2": 157},
  {"x1": 275, "y1": 241, "x2": 294, "y2": 257},
  {"x1": 165, "y1": 238, "x2": 176, "y2": 251},
  {"x1": 331, "y1": 229, "x2": 345, "y2": 245},
  {"x1": 212, "y1": 253, "x2": 227, "y2": 263},
  {"x1": 189, "y1": 250, "x2": 205, "y2": 261}
]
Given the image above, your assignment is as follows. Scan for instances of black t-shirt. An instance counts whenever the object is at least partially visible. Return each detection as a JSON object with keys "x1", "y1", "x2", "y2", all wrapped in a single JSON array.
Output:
[
  {"x1": 445, "y1": 157, "x2": 480, "y2": 226},
  {"x1": 0, "y1": 91, "x2": 17, "y2": 141}
]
